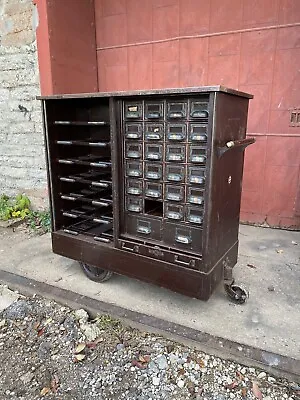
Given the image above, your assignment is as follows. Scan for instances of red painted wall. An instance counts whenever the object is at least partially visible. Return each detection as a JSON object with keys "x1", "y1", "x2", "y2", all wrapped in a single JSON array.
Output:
[
  {"x1": 94, "y1": 0, "x2": 300, "y2": 228},
  {"x1": 35, "y1": 0, "x2": 300, "y2": 228}
]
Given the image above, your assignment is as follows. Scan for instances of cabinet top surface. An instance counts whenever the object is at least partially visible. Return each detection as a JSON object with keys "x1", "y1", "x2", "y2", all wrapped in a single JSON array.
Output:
[{"x1": 37, "y1": 86, "x2": 253, "y2": 100}]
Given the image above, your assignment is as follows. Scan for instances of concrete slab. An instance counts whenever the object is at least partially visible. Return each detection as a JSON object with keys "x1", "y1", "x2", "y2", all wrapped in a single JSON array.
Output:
[
  {"x1": 0, "y1": 285, "x2": 19, "y2": 312},
  {"x1": 0, "y1": 225, "x2": 299, "y2": 373}
]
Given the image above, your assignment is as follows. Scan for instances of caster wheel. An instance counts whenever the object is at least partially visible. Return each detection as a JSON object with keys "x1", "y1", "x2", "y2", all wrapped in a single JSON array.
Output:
[
  {"x1": 225, "y1": 283, "x2": 248, "y2": 304},
  {"x1": 79, "y1": 262, "x2": 113, "y2": 283}
]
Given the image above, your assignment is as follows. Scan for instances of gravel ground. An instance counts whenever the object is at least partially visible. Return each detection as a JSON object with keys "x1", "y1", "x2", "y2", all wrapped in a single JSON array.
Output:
[{"x1": 0, "y1": 288, "x2": 299, "y2": 400}]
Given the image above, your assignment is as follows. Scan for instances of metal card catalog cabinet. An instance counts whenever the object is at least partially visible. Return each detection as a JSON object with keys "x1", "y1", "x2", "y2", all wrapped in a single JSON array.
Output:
[{"x1": 40, "y1": 86, "x2": 254, "y2": 303}]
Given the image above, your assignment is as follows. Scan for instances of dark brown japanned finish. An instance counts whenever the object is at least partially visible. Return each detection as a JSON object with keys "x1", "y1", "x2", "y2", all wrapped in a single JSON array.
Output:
[{"x1": 41, "y1": 86, "x2": 253, "y2": 301}]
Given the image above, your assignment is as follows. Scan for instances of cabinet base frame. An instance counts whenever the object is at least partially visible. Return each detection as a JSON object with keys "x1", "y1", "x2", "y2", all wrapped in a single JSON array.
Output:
[{"x1": 52, "y1": 231, "x2": 238, "y2": 301}]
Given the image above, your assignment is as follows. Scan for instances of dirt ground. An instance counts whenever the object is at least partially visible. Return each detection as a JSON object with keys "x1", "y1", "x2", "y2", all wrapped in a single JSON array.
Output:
[{"x1": 0, "y1": 289, "x2": 299, "y2": 400}]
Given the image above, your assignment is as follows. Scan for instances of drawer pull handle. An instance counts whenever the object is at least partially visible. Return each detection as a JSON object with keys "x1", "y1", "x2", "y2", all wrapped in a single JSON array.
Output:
[
  {"x1": 166, "y1": 211, "x2": 182, "y2": 220},
  {"x1": 146, "y1": 152, "x2": 161, "y2": 160},
  {"x1": 188, "y1": 196, "x2": 203, "y2": 205},
  {"x1": 145, "y1": 190, "x2": 161, "y2": 198},
  {"x1": 188, "y1": 215, "x2": 203, "y2": 224},
  {"x1": 137, "y1": 226, "x2": 151, "y2": 235},
  {"x1": 61, "y1": 195, "x2": 76, "y2": 201},
  {"x1": 191, "y1": 110, "x2": 208, "y2": 118},
  {"x1": 167, "y1": 173, "x2": 183, "y2": 182},
  {"x1": 127, "y1": 151, "x2": 141, "y2": 158},
  {"x1": 174, "y1": 255, "x2": 195, "y2": 267},
  {"x1": 128, "y1": 205, "x2": 142, "y2": 212},
  {"x1": 127, "y1": 170, "x2": 141, "y2": 177},
  {"x1": 175, "y1": 235, "x2": 191, "y2": 244},
  {"x1": 191, "y1": 155, "x2": 206, "y2": 163},
  {"x1": 126, "y1": 133, "x2": 141, "y2": 139},
  {"x1": 147, "y1": 112, "x2": 160, "y2": 119},
  {"x1": 60, "y1": 177, "x2": 75, "y2": 182},
  {"x1": 127, "y1": 188, "x2": 142, "y2": 195},
  {"x1": 167, "y1": 154, "x2": 184, "y2": 161},
  {"x1": 191, "y1": 134, "x2": 207, "y2": 142},
  {"x1": 146, "y1": 172, "x2": 161, "y2": 180},
  {"x1": 168, "y1": 133, "x2": 184, "y2": 141},
  {"x1": 189, "y1": 176, "x2": 205, "y2": 184},
  {"x1": 145, "y1": 133, "x2": 161, "y2": 140},
  {"x1": 94, "y1": 236, "x2": 110, "y2": 243},
  {"x1": 122, "y1": 243, "x2": 139, "y2": 252},
  {"x1": 169, "y1": 111, "x2": 184, "y2": 118},
  {"x1": 166, "y1": 193, "x2": 182, "y2": 201}
]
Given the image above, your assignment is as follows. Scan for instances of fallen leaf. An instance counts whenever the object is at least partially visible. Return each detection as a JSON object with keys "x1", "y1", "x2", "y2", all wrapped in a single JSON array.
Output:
[
  {"x1": 247, "y1": 263, "x2": 257, "y2": 269},
  {"x1": 40, "y1": 387, "x2": 50, "y2": 396},
  {"x1": 44, "y1": 318, "x2": 53, "y2": 326},
  {"x1": 225, "y1": 381, "x2": 239, "y2": 390},
  {"x1": 37, "y1": 327, "x2": 45, "y2": 336},
  {"x1": 75, "y1": 343, "x2": 86, "y2": 354},
  {"x1": 131, "y1": 359, "x2": 146, "y2": 369},
  {"x1": 252, "y1": 381, "x2": 263, "y2": 399},
  {"x1": 177, "y1": 368, "x2": 185, "y2": 376},
  {"x1": 276, "y1": 249, "x2": 283, "y2": 254},
  {"x1": 196, "y1": 358, "x2": 205, "y2": 368},
  {"x1": 241, "y1": 387, "x2": 247, "y2": 398},
  {"x1": 236, "y1": 371, "x2": 244, "y2": 380},
  {"x1": 74, "y1": 354, "x2": 85, "y2": 362},
  {"x1": 50, "y1": 375, "x2": 59, "y2": 393},
  {"x1": 138, "y1": 355, "x2": 150, "y2": 364},
  {"x1": 86, "y1": 342, "x2": 97, "y2": 349}
]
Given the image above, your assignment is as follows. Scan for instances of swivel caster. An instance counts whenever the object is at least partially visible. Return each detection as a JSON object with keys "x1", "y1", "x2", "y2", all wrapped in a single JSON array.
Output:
[
  {"x1": 79, "y1": 262, "x2": 113, "y2": 283},
  {"x1": 224, "y1": 281, "x2": 248, "y2": 304}
]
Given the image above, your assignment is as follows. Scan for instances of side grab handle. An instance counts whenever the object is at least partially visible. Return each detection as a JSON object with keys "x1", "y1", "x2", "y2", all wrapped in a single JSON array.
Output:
[{"x1": 217, "y1": 138, "x2": 255, "y2": 158}]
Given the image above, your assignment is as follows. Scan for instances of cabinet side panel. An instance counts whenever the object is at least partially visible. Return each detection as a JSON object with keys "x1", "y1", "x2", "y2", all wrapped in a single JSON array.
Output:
[{"x1": 203, "y1": 93, "x2": 250, "y2": 270}]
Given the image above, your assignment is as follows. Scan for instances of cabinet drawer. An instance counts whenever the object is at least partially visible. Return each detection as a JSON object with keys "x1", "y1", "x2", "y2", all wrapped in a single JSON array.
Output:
[
  {"x1": 125, "y1": 123, "x2": 143, "y2": 140},
  {"x1": 125, "y1": 143, "x2": 142, "y2": 159},
  {"x1": 126, "y1": 179, "x2": 143, "y2": 196},
  {"x1": 166, "y1": 144, "x2": 185, "y2": 162},
  {"x1": 126, "y1": 196, "x2": 143, "y2": 213},
  {"x1": 186, "y1": 206, "x2": 204, "y2": 225},
  {"x1": 165, "y1": 203, "x2": 184, "y2": 221},
  {"x1": 163, "y1": 222, "x2": 202, "y2": 252},
  {"x1": 145, "y1": 102, "x2": 164, "y2": 120},
  {"x1": 145, "y1": 144, "x2": 163, "y2": 161},
  {"x1": 125, "y1": 215, "x2": 162, "y2": 240},
  {"x1": 145, "y1": 163, "x2": 163, "y2": 180},
  {"x1": 187, "y1": 187, "x2": 204, "y2": 206},
  {"x1": 144, "y1": 123, "x2": 164, "y2": 141},
  {"x1": 188, "y1": 166, "x2": 205, "y2": 185},
  {"x1": 145, "y1": 182, "x2": 163, "y2": 199},
  {"x1": 189, "y1": 146, "x2": 207, "y2": 164},
  {"x1": 165, "y1": 164, "x2": 185, "y2": 183},
  {"x1": 167, "y1": 124, "x2": 187, "y2": 142},
  {"x1": 126, "y1": 161, "x2": 143, "y2": 178},
  {"x1": 190, "y1": 100, "x2": 209, "y2": 119},
  {"x1": 189, "y1": 124, "x2": 207, "y2": 143},
  {"x1": 167, "y1": 101, "x2": 187, "y2": 119},
  {"x1": 165, "y1": 185, "x2": 185, "y2": 202},
  {"x1": 124, "y1": 102, "x2": 143, "y2": 119}
]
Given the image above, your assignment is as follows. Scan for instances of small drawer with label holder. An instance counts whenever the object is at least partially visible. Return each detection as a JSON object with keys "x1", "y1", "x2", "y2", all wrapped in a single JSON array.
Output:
[
  {"x1": 167, "y1": 101, "x2": 187, "y2": 119},
  {"x1": 189, "y1": 124, "x2": 207, "y2": 143},
  {"x1": 190, "y1": 100, "x2": 209, "y2": 119},
  {"x1": 165, "y1": 164, "x2": 185, "y2": 183},
  {"x1": 163, "y1": 222, "x2": 203, "y2": 253},
  {"x1": 186, "y1": 206, "x2": 204, "y2": 225},
  {"x1": 125, "y1": 123, "x2": 143, "y2": 140},
  {"x1": 145, "y1": 163, "x2": 163, "y2": 180},
  {"x1": 189, "y1": 146, "x2": 207, "y2": 164},
  {"x1": 145, "y1": 144, "x2": 163, "y2": 161},
  {"x1": 126, "y1": 196, "x2": 143, "y2": 213},
  {"x1": 126, "y1": 179, "x2": 143, "y2": 196},
  {"x1": 124, "y1": 102, "x2": 143, "y2": 119},
  {"x1": 167, "y1": 124, "x2": 187, "y2": 141},
  {"x1": 165, "y1": 203, "x2": 184, "y2": 221},
  {"x1": 144, "y1": 123, "x2": 164, "y2": 141},
  {"x1": 126, "y1": 161, "x2": 143, "y2": 178},
  {"x1": 188, "y1": 167, "x2": 205, "y2": 185},
  {"x1": 145, "y1": 182, "x2": 162, "y2": 199},
  {"x1": 145, "y1": 102, "x2": 164, "y2": 120},
  {"x1": 165, "y1": 185, "x2": 185, "y2": 202},
  {"x1": 166, "y1": 144, "x2": 186, "y2": 163},
  {"x1": 125, "y1": 215, "x2": 162, "y2": 241},
  {"x1": 187, "y1": 187, "x2": 204, "y2": 206},
  {"x1": 125, "y1": 142, "x2": 142, "y2": 159}
]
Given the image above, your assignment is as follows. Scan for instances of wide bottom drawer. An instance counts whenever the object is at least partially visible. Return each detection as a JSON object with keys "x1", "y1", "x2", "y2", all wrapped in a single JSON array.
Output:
[
  {"x1": 162, "y1": 222, "x2": 202, "y2": 252},
  {"x1": 119, "y1": 239, "x2": 202, "y2": 270},
  {"x1": 125, "y1": 214, "x2": 162, "y2": 241}
]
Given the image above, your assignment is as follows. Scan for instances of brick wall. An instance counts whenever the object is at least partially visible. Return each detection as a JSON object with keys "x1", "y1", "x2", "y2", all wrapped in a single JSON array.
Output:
[{"x1": 0, "y1": 0, "x2": 47, "y2": 208}]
